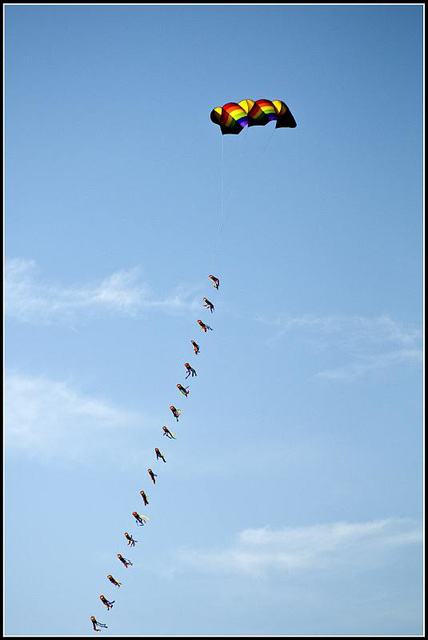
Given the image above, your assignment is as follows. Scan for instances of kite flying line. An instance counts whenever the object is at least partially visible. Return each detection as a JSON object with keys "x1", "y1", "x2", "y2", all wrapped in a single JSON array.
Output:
[{"x1": 90, "y1": 98, "x2": 296, "y2": 633}]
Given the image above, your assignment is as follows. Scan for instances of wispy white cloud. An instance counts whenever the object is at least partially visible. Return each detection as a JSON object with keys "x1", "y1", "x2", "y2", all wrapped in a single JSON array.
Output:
[
  {"x1": 5, "y1": 372, "x2": 150, "y2": 464},
  {"x1": 5, "y1": 258, "x2": 201, "y2": 325},
  {"x1": 258, "y1": 313, "x2": 422, "y2": 380},
  {"x1": 259, "y1": 313, "x2": 421, "y2": 348},
  {"x1": 175, "y1": 518, "x2": 422, "y2": 577},
  {"x1": 317, "y1": 349, "x2": 423, "y2": 380}
]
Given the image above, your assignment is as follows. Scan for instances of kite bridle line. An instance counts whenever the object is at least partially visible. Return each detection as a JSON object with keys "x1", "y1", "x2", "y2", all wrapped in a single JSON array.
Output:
[
  {"x1": 211, "y1": 134, "x2": 224, "y2": 269},
  {"x1": 261, "y1": 121, "x2": 276, "y2": 154},
  {"x1": 211, "y1": 125, "x2": 247, "y2": 269}
]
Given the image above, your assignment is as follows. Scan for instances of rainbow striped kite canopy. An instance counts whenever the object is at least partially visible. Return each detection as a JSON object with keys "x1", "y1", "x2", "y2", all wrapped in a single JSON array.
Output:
[{"x1": 210, "y1": 99, "x2": 296, "y2": 135}]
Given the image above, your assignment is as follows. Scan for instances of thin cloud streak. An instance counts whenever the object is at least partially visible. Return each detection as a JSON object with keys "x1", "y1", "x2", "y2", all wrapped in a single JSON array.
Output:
[
  {"x1": 175, "y1": 518, "x2": 422, "y2": 577},
  {"x1": 317, "y1": 349, "x2": 423, "y2": 380},
  {"x1": 258, "y1": 312, "x2": 422, "y2": 380},
  {"x1": 5, "y1": 258, "x2": 201, "y2": 324},
  {"x1": 259, "y1": 313, "x2": 421, "y2": 348}
]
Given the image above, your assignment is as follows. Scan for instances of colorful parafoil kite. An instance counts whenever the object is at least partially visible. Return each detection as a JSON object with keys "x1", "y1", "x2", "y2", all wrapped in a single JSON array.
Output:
[{"x1": 210, "y1": 99, "x2": 296, "y2": 135}]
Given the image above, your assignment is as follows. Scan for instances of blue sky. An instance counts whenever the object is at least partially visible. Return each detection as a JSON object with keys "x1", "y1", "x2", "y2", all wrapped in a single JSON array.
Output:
[{"x1": 5, "y1": 4, "x2": 423, "y2": 636}]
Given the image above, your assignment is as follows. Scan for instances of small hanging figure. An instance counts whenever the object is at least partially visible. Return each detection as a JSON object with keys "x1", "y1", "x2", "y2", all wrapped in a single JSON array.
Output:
[
  {"x1": 191, "y1": 340, "x2": 200, "y2": 355},
  {"x1": 117, "y1": 553, "x2": 133, "y2": 568},
  {"x1": 148, "y1": 468, "x2": 158, "y2": 484},
  {"x1": 209, "y1": 274, "x2": 220, "y2": 290},
  {"x1": 132, "y1": 511, "x2": 147, "y2": 526},
  {"x1": 198, "y1": 319, "x2": 213, "y2": 332},
  {"x1": 140, "y1": 489, "x2": 149, "y2": 505},
  {"x1": 162, "y1": 426, "x2": 176, "y2": 439},
  {"x1": 176, "y1": 383, "x2": 189, "y2": 397},
  {"x1": 155, "y1": 447, "x2": 166, "y2": 463},
  {"x1": 99, "y1": 595, "x2": 115, "y2": 611},
  {"x1": 124, "y1": 532, "x2": 137, "y2": 547},
  {"x1": 203, "y1": 297, "x2": 215, "y2": 313},
  {"x1": 91, "y1": 616, "x2": 108, "y2": 632},
  {"x1": 107, "y1": 574, "x2": 122, "y2": 588},
  {"x1": 184, "y1": 362, "x2": 197, "y2": 378},
  {"x1": 170, "y1": 405, "x2": 182, "y2": 421}
]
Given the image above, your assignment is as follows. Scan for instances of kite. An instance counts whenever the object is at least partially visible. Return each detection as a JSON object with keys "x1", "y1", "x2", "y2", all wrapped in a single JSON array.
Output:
[
  {"x1": 208, "y1": 275, "x2": 220, "y2": 290},
  {"x1": 162, "y1": 426, "x2": 176, "y2": 439},
  {"x1": 203, "y1": 297, "x2": 215, "y2": 313},
  {"x1": 210, "y1": 99, "x2": 296, "y2": 135},
  {"x1": 170, "y1": 405, "x2": 182, "y2": 421},
  {"x1": 107, "y1": 575, "x2": 122, "y2": 587},
  {"x1": 91, "y1": 616, "x2": 108, "y2": 632},
  {"x1": 197, "y1": 320, "x2": 213, "y2": 332},
  {"x1": 177, "y1": 383, "x2": 189, "y2": 397},
  {"x1": 184, "y1": 363, "x2": 197, "y2": 378},
  {"x1": 191, "y1": 340, "x2": 200, "y2": 355},
  {"x1": 132, "y1": 511, "x2": 148, "y2": 526},
  {"x1": 99, "y1": 595, "x2": 114, "y2": 610},
  {"x1": 117, "y1": 553, "x2": 133, "y2": 568},
  {"x1": 148, "y1": 468, "x2": 157, "y2": 483},
  {"x1": 155, "y1": 447, "x2": 166, "y2": 462},
  {"x1": 89, "y1": 82, "x2": 297, "y2": 635},
  {"x1": 124, "y1": 532, "x2": 137, "y2": 547}
]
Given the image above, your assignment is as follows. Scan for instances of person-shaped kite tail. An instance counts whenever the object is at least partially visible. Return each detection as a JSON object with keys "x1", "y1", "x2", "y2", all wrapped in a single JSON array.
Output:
[
  {"x1": 203, "y1": 297, "x2": 215, "y2": 313},
  {"x1": 140, "y1": 489, "x2": 149, "y2": 505},
  {"x1": 91, "y1": 616, "x2": 108, "y2": 632},
  {"x1": 99, "y1": 595, "x2": 115, "y2": 611},
  {"x1": 117, "y1": 553, "x2": 133, "y2": 568},
  {"x1": 162, "y1": 426, "x2": 176, "y2": 439},
  {"x1": 124, "y1": 532, "x2": 137, "y2": 547},
  {"x1": 184, "y1": 362, "x2": 197, "y2": 378},
  {"x1": 176, "y1": 383, "x2": 189, "y2": 397},
  {"x1": 191, "y1": 340, "x2": 200, "y2": 355},
  {"x1": 132, "y1": 511, "x2": 147, "y2": 526},
  {"x1": 209, "y1": 275, "x2": 220, "y2": 290},
  {"x1": 107, "y1": 575, "x2": 122, "y2": 588},
  {"x1": 197, "y1": 319, "x2": 213, "y2": 332},
  {"x1": 148, "y1": 468, "x2": 158, "y2": 484},
  {"x1": 155, "y1": 447, "x2": 166, "y2": 463},
  {"x1": 197, "y1": 320, "x2": 213, "y2": 332},
  {"x1": 170, "y1": 405, "x2": 182, "y2": 421}
]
